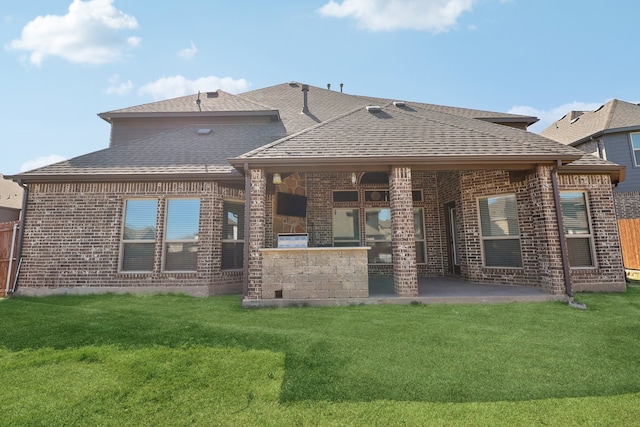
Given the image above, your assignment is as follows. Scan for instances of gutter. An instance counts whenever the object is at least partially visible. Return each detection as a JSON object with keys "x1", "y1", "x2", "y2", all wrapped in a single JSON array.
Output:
[
  {"x1": 9, "y1": 179, "x2": 28, "y2": 294},
  {"x1": 550, "y1": 160, "x2": 573, "y2": 298}
]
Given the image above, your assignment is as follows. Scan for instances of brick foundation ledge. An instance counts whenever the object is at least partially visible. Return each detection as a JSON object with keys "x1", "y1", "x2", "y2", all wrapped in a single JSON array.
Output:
[{"x1": 13, "y1": 285, "x2": 210, "y2": 298}]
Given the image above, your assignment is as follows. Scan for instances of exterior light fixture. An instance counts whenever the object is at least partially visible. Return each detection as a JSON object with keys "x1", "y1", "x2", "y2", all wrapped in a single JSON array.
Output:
[
  {"x1": 351, "y1": 172, "x2": 357, "y2": 185},
  {"x1": 273, "y1": 173, "x2": 282, "y2": 184}
]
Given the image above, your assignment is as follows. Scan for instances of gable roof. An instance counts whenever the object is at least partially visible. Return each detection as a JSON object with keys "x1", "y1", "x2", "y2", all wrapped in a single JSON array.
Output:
[
  {"x1": 231, "y1": 100, "x2": 582, "y2": 170},
  {"x1": 541, "y1": 99, "x2": 640, "y2": 145},
  {"x1": 8, "y1": 82, "x2": 623, "y2": 184}
]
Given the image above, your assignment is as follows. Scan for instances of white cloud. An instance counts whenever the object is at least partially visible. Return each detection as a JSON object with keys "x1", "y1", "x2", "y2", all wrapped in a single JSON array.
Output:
[
  {"x1": 5, "y1": 0, "x2": 139, "y2": 66},
  {"x1": 20, "y1": 154, "x2": 67, "y2": 172},
  {"x1": 509, "y1": 101, "x2": 603, "y2": 134},
  {"x1": 178, "y1": 41, "x2": 197, "y2": 59},
  {"x1": 105, "y1": 74, "x2": 133, "y2": 95},
  {"x1": 138, "y1": 75, "x2": 251, "y2": 100},
  {"x1": 317, "y1": 0, "x2": 477, "y2": 33}
]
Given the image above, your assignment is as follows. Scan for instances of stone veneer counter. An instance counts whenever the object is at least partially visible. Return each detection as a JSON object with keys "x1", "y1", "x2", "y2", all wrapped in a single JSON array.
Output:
[{"x1": 260, "y1": 247, "x2": 370, "y2": 299}]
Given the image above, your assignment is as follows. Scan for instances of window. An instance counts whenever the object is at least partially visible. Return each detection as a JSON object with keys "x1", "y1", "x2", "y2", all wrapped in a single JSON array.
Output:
[
  {"x1": 222, "y1": 200, "x2": 244, "y2": 270},
  {"x1": 478, "y1": 194, "x2": 522, "y2": 268},
  {"x1": 121, "y1": 199, "x2": 158, "y2": 272},
  {"x1": 414, "y1": 208, "x2": 426, "y2": 263},
  {"x1": 333, "y1": 208, "x2": 360, "y2": 247},
  {"x1": 561, "y1": 192, "x2": 595, "y2": 268},
  {"x1": 365, "y1": 208, "x2": 392, "y2": 263},
  {"x1": 631, "y1": 133, "x2": 640, "y2": 166},
  {"x1": 163, "y1": 199, "x2": 200, "y2": 271}
]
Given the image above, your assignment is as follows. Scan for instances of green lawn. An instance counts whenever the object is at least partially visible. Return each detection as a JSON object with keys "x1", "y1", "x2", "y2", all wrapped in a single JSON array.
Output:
[{"x1": 1, "y1": 287, "x2": 639, "y2": 426}]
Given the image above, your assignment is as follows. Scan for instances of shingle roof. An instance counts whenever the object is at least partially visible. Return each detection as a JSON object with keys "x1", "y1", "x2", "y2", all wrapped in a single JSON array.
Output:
[
  {"x1": 234, "y1": 101, "x2": 581, "y2": 163},
  {"x1": 16, "y1": 124, "x2": 285, "y2": 180},
  {"x1": 541, "y1": 99, "x2": 640, "y2": 145},
  {"x1": 101, "y1": 90, "x2": 273, "y2": 115},
  {"x1": 12, "y1": 82, "x2": 622, "y2": 182}
]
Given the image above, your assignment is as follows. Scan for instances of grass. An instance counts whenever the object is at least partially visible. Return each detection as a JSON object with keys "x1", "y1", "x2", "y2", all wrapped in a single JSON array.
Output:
[{"x1": 1, "y1": 288, "x2": 639, "y2": 426}]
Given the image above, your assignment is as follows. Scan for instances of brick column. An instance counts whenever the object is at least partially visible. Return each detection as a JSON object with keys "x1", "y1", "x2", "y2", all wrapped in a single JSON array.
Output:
[
  {"x1": 531, "y1": 165, "x2": 566, "y2": 294},
  {"x1": 246, "y1": 168, "x2": 266, "y2": 300},
  {"x1": 389, "y1": 166, "x2": 418, "y2": 297}
]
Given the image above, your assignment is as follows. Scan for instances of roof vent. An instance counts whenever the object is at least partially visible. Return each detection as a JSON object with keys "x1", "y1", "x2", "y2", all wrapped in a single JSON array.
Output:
[
  {"x1": 570, "y1": 117, "x2": 580, "y2": 124},
  {"x1": 301, "y1": 84, "x2": 310, "y2": 114},
  {"x1": 393, "y1": 101, "x2": 406, "y2": 107},
  {"x1": 366, "y1": 105, "x2": 382, "y2": 113},
  {"x1": 288, "y1": 81, "x2": 299, "y2": 87},
  {"x1": 206, "y1": 91, "x2": 218, "y2": 98},
  {"x1": 197, "y1": 128, "x2": 212, "y2": 135}
]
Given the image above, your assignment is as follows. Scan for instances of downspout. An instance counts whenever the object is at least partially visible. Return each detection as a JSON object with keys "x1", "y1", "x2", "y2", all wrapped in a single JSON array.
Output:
[
  {"x1": 242, "y1": 163, "x2": 250, "y2": 298},
  {"x1": 10, "y1": 179, "x2": 28, "y2": 294},
  {"x1": 550, "y1": 160, "x2": 573, "y2": 298}
]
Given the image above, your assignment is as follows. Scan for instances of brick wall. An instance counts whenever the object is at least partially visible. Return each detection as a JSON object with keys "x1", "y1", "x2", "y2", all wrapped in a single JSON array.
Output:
[
  {"x1": 17, "y1": 181, "x2": 243, "y2": 296},
  {"x1": 558, "y1": 173, "x2": 626, "y2": 291},
  {"x1": 614, "y1": 191, "x2": 640, "y2": 219}
]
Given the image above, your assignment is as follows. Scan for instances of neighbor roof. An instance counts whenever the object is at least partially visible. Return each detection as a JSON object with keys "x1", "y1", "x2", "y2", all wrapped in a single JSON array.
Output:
[{"x1": 541, "y1": 99, "x2": 640, "y2": 145}]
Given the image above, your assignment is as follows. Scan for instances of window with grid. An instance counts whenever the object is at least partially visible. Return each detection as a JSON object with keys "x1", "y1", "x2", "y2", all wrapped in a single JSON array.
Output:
[
  {"x1": 478, "y1": 194, "x2": 523, "y2": 268},
  {"x1": 560, "y1": 191, "x2": 595, "y2": 268},
  {"x1": 332, "y1": 208, "x2": 360, "y2": 247},
  {"x1": 631, "y1": 133, "x2": 640, "y2": 166},
  {"x1": 163, "y1": 198, "x2": 200, "y2": 271},
  {"x1": 121, "y1": 199, "x2": 158, "y2": 272},
  {"x1": 222, "y1": 200, "x2": 244, "y2": 270}
]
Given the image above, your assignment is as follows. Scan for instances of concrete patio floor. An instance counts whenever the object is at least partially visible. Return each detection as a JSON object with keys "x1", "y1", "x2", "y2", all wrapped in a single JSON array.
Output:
[
  {"x1": 369, "y1": 276, "x2": 565, "y2": 304},
  {"x1": 243, "y1": 276, "x2": 565, "y2": 308}
]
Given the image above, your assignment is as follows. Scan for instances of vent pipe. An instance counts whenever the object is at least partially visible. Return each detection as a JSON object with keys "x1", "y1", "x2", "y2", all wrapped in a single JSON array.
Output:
[
  {"x1": 301, "y1": 84, "x2": 309, "y2": 114},
  {"x1": 340, "y1": 83, "x2": 344, "y2": 93},
  {"x1": 327, "y1": 83, "x2": 331, "y2": 90}
]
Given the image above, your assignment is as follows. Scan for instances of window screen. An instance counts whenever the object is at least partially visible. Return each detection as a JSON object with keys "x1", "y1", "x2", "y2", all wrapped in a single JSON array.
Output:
[
  {"x1": 163, "y1": 198, "x2": 200, "y2": 271},
  {"x1": 561, "y1": 191, "x2": 595, "y2": 267},
  {"x1": 121, "y1": 199, "x2": 157, "y2": 272},
  {"x1": 478, "y1": 195, "x2": 522, "y2": 268}
]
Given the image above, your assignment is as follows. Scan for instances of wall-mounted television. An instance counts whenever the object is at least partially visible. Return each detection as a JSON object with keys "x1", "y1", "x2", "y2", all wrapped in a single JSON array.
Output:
[{"x1": 276, "y1": 192, "x2": 307, "y2": 218}]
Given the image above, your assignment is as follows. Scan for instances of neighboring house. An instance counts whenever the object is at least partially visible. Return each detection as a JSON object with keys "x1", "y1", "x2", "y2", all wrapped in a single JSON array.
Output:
[
  {"x1": 6, "y1": 82, "x2": 627, "y2": 303},
  {"x1": 0, "y1": 174, "x2": 23, "y2": 222},
  {"x1": 541, "y1": 99, "x2": 640, "y2": 219}
]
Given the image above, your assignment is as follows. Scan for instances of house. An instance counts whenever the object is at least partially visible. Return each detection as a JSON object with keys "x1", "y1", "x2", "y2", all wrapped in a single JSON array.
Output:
[
  {"x1": 541, "y1": 99, "x2": 640, "y2": 219},
  {"x1": 0, "y1": 174, "x2": 23, "y2": 223},
  {"x1": 6, "y1": 82, "x2": 627, "y2": 304}
]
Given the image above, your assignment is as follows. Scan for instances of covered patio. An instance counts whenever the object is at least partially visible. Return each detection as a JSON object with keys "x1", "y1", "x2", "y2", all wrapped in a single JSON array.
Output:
[{"x1": 242, "y1": 276, "x2": 564, "y2": 308}]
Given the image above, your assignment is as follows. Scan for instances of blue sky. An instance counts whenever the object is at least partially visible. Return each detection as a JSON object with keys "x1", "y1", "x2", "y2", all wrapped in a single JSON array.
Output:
[{"x1": 1, "y1": 0, "x2": 638, "y2": 175}]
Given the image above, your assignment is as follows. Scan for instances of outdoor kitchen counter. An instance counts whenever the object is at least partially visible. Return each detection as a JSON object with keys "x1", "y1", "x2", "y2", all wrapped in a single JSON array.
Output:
[{"x1": 260, "y1": 247, "x2": 370, "y2": 299}]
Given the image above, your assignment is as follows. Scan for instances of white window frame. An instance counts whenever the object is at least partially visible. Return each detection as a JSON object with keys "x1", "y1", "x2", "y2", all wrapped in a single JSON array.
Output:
[
  {"x1": 365, "y1": 207, "x2": 393, "y2": 264},
  {"x1": 120, "y1": 198, "x2": 158, "y2": 273},
  {"x1": 162, "y1": 198, "x2": 200, "y2": 272},
  {"x1": 478, "y1": 194, "x2": 523, "y2": 269},
  {"x1": 560, "y1": 191, "x2": 597, "y2": 269}
]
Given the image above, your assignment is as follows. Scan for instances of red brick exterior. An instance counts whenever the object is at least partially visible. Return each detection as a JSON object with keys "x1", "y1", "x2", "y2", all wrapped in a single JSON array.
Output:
[
  {"x1": 246, "y1": 169, "x2": 266, "y2": 300},
  {"x1": 390, "y1": 167, "x2": 418, "y2": 296},
  {"x1": 17, "y1": 181, "x2": 243, "y2": 296},
  {"x1": 16, "y1": 167, "x2": 626, "y2": 298}
]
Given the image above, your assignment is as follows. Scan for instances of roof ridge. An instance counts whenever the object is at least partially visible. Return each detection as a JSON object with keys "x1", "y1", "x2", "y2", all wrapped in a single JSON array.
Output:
[{"x1": 603, "y1": 99, "x2": 618, "y2": 129}]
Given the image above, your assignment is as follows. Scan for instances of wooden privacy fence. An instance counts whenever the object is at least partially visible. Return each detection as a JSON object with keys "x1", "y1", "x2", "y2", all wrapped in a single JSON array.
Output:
[
  {"x1": 0, "y1": 221, "x2": 20, "y2": 297},
  {"x1": 618, "y1": 219, "x2": 640, "y2": 271}
]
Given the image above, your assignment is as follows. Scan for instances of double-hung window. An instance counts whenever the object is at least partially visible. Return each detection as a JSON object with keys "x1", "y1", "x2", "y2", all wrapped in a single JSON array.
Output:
[
  {"x1": 478, "y1": 194, "x2": 523, "y2": 268},
  {"x1": 560, "y1": 191, "x2": 595, "y2": 268},
  {"x1": 222, "y1": 200, "x2": 244, "y2": 270},
  {"x1": 163, "y1": 198, "x2": 200, "y2": 271},
  {"x1": 121, "y1": 199, "x2": 158, "y2": 272},
  {"x1": 414, "y1": 208, "x2": 426, "y2": 263},
  {"x1": 631, "y1": 133, "x2": 640, "y2": 167}
]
